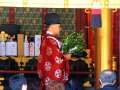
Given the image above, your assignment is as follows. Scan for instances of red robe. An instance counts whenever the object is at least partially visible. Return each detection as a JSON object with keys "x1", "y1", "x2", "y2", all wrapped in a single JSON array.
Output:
[{"x1": 37, "y1": 33, "x2": 70, "y2": 87}]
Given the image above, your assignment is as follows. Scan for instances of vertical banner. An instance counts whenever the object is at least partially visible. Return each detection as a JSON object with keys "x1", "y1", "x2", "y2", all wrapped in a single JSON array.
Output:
[
  {"x1": 113, "y1": 9, "x2": 120, "y2": 84},
  {"x1": 42, "y1": 8, "x2": 47, "y2": 35},
  {"x1": 76, "y1": 9, "x2": 88, "y2": 48},
  {"x1": 76, "y1": 9, "x2": 81, "y2": 33},
  {"x1": 9, "y1": 7, "x2": 14, "y2": 24},
  {"x1": 113, "y1": 10, "x2": 119, "y2": 61}
]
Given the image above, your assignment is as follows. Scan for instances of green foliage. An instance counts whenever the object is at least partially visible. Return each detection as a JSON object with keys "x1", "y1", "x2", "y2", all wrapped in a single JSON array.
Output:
[{"x1": 62, "y1": 31, "x2": 85, "y2": 56}]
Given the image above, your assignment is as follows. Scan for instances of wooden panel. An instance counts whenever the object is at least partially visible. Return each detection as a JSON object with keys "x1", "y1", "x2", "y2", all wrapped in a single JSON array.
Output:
[{"x1": 17, "y1": 34, "x2": 24, "y2": 56}]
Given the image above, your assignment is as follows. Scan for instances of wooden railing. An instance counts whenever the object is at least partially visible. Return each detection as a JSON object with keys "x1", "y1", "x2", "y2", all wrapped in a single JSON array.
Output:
[{"x1": 0, "y1": 70, "x2": 94, "y2": 74}]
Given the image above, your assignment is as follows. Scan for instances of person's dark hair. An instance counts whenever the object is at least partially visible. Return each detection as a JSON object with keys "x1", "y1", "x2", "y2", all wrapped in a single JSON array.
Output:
[
  {"x1": 9, "y1": 74, "x2": 27, "y2": 90},
  {"x1": 100, "y1": 69, "x2": 116, "y2": 84},
  {"x1": 27, "y1": 78, "x2": 40, "y2": 90},
  {"x1": 46, "y1": 80, "x2": 65, "y2": 90}
]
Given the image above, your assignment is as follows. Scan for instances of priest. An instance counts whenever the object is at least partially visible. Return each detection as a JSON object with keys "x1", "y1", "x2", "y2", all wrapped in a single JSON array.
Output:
[{"x1": 37, "y1": 13, "x2": 71, "y2": 89}]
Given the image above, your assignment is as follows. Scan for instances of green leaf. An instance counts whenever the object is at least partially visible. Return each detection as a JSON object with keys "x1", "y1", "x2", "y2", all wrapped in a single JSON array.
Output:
[{"x1": 61, "y1": 30, "x2": 85, "y2": 55}]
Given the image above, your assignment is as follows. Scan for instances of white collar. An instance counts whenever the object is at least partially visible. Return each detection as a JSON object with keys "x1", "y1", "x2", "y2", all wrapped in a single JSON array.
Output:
[{"x1": 46, "y1": 31, "x2": 53, "y2": 35}]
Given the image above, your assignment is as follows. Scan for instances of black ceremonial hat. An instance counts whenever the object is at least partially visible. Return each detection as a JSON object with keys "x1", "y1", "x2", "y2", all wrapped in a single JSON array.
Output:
[{"x1": 45, "y1": 13, "x2": 61, "y2": 25}]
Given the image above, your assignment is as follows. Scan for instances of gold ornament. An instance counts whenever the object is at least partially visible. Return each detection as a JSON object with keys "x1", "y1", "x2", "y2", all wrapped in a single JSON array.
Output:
[
  {"x1": 0, "y1": 7, "x2": 3, "y2": 11},
  {"x1": 0, "y1": 31, "x2": 8, "y2": 41},
  {"x1": 26, "y1": 7, "x2": 30, "y2": 12},
  {"x1": 19, "y1": 18, "x2": 23, "y2": 24},
  {"x1": 64, "y1": 32, "x2": 68, "y2": 36},
  {"x1": 32, "y1": 19, "x2": 36, "y2": 24}
]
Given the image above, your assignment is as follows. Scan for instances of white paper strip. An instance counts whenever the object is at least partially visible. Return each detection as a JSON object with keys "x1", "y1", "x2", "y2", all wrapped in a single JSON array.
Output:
[
  {"x1": 30, "y1": 42, "x2": 34, "y2": 56},
  {"x1": 24, "y1": 42, "x2": 29, "y2": 56},
  {"x1": 35, "y1": 35, "x2": 41, "y2": 56},
  {"x1": 0, "y1": 42, "x2": 5, "y2": 56}
]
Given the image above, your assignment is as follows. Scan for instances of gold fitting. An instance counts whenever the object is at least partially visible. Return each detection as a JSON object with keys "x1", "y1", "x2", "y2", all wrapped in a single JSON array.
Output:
[
  {"x1": 85, "y1": 26, "x2": 90, "y2": 29},
  {"x1": 112, "y1": 56, "x2": 117, "y2": 71}
]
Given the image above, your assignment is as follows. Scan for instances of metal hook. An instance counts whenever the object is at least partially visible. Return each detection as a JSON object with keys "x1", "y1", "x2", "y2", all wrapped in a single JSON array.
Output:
[
  {"x1": 112, "y1": 8, "x2": 117, "y2": 13},
  {"x1": 84, "y1": 8, "x2": 91, "y2": 13},
  {"x1": 85, "y1": 26, "x2": 91, "y2": 29}
]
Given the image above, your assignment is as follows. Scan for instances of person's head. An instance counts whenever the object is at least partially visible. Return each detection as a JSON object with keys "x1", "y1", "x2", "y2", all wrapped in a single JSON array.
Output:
[
  {"x1": 118, "y1": 85, "x2": 120, "y2": 90},
  {"x1": 100, "y1": 69, "x2": 116, "y2": 86},
  {"x1": 27, "y1": 78, "x2": 40, "y2": 90},
  {"x1": 45, "y1": 13, "x2": 61, "y2": 35},
  {"x1": 46, "y1": 80, "x2": 65, "y2": 90},
  {"x1": 9, "y1": 74, "x2": 27, "y2": 90}
]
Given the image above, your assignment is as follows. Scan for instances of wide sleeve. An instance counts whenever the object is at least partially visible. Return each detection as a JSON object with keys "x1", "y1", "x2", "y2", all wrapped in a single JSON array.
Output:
[{"x1": 46, "y1": 37, "x2": 70, "y2": 82}]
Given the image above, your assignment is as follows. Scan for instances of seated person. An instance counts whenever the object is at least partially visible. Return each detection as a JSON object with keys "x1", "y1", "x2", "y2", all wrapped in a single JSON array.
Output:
[
  {"x1": 46, "y1": 80, "x2": 65, "y2": 90},
  {"x1": 65, "y1": 78, "x2": 83, "y2": 90},
  {"x1": 27, "y1": 78, "x2": 40, "y2": 90},
  {"x1": 118, "y1": 85, "x2": 120, "y2": 90},
  {"x1": 9, "y1": 74, "x2": 27, "y2": 90},
  {"x1": 98, "y1": 69, "x2": 118, "y2": 90}
]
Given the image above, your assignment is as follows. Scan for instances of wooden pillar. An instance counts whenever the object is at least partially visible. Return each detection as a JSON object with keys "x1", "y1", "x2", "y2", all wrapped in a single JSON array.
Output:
[
  {"x1": 95, "y1": 28, "x2": 101, "y2": 88},
  {"x1": 95, "y1": 8, "x2": 112, "y2": 88},
  {"x1": 100, "y1": 8, "x2": 112, "y2": 70}
]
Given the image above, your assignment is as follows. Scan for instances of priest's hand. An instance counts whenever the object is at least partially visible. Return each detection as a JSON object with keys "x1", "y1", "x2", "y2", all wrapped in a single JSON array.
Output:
[{"x1": 63, "y1": 53, "x2": 72, "y2": 60}]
